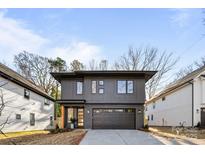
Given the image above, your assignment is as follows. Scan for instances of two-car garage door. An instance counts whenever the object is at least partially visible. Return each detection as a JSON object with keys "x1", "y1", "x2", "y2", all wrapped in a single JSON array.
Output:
[{"x1": 92, "y1": 108, "x2": 136, "y2": 129}]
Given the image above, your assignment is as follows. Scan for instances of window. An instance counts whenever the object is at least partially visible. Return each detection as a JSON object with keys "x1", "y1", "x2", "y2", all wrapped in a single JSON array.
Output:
[
  {"x1": 127, "y1": 80, "x2": 134, "y2": 93},
  {"x1": 99, "y1": 80, "x2": 104, "y2": 86},
  {"x1": 92, "y1": 81, "x2": 97, "y2": 93},
  {"x1": 16, "y1": 114, "x2": 21, "y2": 120},
  {"x1": 162, "y1": 96, "x2": 166, "y2": 101},
  {"x1": 24, "y1": 89, "x2": 30, "y2": 99},
  {"x1": 99, "y1": 88, "x2": 104, "y2": 94},
  {"x1": 117, "y1": 80, "x2": 134, "y2": 94},
  {"x1": 153, "y1": 103, "x2": 156, "y2": 109},
  {"x1": 151, "y1": 114, "x2": 154, "y2": 121},
  {"x1": 30, "y1": 113, "x2": 35, "y2": 126},
  {"x1": 77, "y1": 81, "x2": 83, "y2": 94},
  {"x1": 50, "y1": 116, "x2": 53, "y2": 126},
  {"x1": 148, "y1": 115, "x2": 150, "y2": 121},
  {"x1": 117, "y1": 80, "x2": 126, "y2": 94},
  {"x1": 44, "y1": 99, "x2": 50, "y2": 106}
]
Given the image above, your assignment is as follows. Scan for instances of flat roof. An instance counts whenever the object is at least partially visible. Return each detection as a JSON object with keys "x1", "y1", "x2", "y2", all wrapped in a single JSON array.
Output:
[{"x1": 51, "y1": 70, "x2": 157, "y2": 83}]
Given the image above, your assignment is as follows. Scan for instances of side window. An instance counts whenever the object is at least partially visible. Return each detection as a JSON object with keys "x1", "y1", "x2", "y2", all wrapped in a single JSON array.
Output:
[
  {"x1": 16, "y1": 114, "x2": 21, "y2": 120},
  {"x1": 91, "y1": 81, "x2": 97, "y2": 94},
  {"x1": 151, "y1": 114, "x2": 154, "y2": 121},
  {"x1": 24, "y1": 89, "x2": 30, "y2": 99},
  {"x1": 76, "y1": 81, "x2": 83, "y2": 94},
  {"x1": 50, "y1": 116, "x2": 53, "y2": 126},
  {"x1": 153, "y1": 103, "x2": 156, "y2": 109},
  {"x1": 30, "y1": 113, "x2": 35, "y2": 126},
  {"x1": 117, "y1": 80, "x2": 126, "y2": 94},
  {"x1": 99, "y1": 80, "x2": 104, "y2": 86},
  {"x1": 44, "y1": 99, "x2": 50, "y2": 106}
]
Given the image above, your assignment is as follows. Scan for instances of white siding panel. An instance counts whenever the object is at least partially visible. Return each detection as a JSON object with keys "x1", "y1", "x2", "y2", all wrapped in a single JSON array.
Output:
[
  {"x1": 145, "y1": 84, "x2": 192, "y2": 126},
  {"x1": 0, "y1": 77, "x2": 54, "y2": 133}
]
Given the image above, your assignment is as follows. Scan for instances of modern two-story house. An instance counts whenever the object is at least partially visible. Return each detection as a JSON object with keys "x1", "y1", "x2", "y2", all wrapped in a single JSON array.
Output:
[{"x1": 51, "y1": 70, "x2": 156, "y2": 129}]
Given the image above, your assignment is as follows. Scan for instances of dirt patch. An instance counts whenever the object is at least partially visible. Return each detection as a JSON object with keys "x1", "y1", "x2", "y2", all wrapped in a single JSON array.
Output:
[{"x1": 0, "y1": 129, "x2": 87, "y2": 145}]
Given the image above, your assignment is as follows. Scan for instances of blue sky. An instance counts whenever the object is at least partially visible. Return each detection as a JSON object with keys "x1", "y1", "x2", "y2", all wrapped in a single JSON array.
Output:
[{"x1": 0, "y1": 8, "x2": 205, "y2": 74}]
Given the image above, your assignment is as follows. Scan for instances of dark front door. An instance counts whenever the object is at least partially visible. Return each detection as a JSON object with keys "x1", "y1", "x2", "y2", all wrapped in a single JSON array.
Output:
[
  {"x1": 92, "y1": 108, "x2": 135, "y2": 129},
  {"x1": 201, "y1": 108, "x2": 205, "y2": 127}
]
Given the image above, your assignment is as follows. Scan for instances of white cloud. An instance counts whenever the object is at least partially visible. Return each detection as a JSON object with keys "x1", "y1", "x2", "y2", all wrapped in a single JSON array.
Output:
[
  {"x1": 48, "y1": 41, "x2": 103, "y2": 65},
  {"x1": 0, "y1": 10, "x2": 103, "y2": 67},
  {"x1": 170, "y1": 9, "x2": 191, "y2": 28}
]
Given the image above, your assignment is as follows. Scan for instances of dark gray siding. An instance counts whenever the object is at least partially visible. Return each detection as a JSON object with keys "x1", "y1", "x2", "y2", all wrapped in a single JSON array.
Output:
[
  {"x1": 61, "y1": 78, "x2": 84, "y2": 100},
  {"x1": 61, "y1": 76, "x2": 145, "y2": 104}
]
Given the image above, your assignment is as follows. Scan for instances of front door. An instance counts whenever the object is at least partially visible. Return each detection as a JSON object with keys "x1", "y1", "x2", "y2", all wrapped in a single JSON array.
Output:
[{"x1": 201, "y1": 108, "x2": 205, "y2": 127}]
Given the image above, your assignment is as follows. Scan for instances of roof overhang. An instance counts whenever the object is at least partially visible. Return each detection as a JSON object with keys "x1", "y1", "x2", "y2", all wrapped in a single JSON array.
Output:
[{"x1": 51, "y1": 70, "x2": 157, "y2": 83}]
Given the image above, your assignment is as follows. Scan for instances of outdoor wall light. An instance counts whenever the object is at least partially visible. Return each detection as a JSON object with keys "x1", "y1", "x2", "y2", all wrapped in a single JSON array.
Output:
[
  {"x1": 138, "y1": 109, "x2": 142, "y2": 113},
  {"x1": 196, "y1": 109, "x2": 199, "y2": 114},
  {"x1": 87, "y1": 110, "x2": 90, "y2": 114}
]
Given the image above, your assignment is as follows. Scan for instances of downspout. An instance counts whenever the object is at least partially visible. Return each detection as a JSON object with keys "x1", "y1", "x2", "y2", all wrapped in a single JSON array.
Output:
[{"x1": 188, "y1": 80, "x2": 194, "y2": 127}]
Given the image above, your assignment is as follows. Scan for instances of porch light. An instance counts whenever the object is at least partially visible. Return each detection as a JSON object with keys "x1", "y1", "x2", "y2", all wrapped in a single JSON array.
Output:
[{"x1": 196, "y1": 109, "x2": 199, "y2": 114}]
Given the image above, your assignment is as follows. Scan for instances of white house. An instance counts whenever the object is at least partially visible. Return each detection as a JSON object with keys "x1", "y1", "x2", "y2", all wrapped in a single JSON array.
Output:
[
  {"x1": 0, "y1": 63, "x2": 55, "y2": 133},
  {"x1": 145, "y1": 66, "x2": 205, "y2": 127}
]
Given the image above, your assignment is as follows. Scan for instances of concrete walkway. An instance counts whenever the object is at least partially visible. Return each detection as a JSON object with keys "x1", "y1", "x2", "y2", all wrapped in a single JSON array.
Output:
[{"x1": 80, "y1": 129, "x2": 163, "y2": 145}]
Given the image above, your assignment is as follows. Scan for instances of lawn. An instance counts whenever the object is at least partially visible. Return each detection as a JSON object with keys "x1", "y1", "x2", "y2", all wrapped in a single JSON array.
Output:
[{"x1": 0, "y1": 129, "x2": 87, "y2": 145}]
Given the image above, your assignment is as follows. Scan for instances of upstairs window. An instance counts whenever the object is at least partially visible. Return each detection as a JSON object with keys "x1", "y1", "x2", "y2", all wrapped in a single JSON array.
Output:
[
  {"x1": 153, "y1": 103, "x2": 156, "y2": 109},
  {"x1": 24, "y1": 89, "x2": 30, "y2": 99},
  {"x1": 44, "y1": 99, "x2": 50, "y2": 106},
  {"x1": 91, "y1": 81, "x2": 97, "y2": 94},
  {"x1": 127, "y1": 80, "x2": 134, "y2": 93},
  {"x1": 117, "y1": 80, "x2": 126, "y2": 94},
  {"x1": 99, "y1": 88, "x2": 104, "y2": 94},
  {"x1": 117, "y1": 80, "x2": 134, "y2": 94},
  {"x1": 99, "y1": 80, "x2": 104, "y2": 86},
  {"x1": 76, "y1": 81, "x2": 83, "y2": 94},
  {"x1": 151, "y1": 114, "x2": 154, "y2": 121}
]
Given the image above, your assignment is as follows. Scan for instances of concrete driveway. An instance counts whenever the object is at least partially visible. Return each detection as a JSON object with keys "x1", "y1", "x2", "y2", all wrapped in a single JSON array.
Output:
[{"x1": 80, "y1": 129, "x2": 163, "y2": 145}]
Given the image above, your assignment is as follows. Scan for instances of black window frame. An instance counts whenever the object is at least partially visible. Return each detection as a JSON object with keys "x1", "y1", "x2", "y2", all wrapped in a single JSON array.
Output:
[
  {"x1": 98, "y1": 88, "x2": 104, "y2": 94},
  {"x1": 151, "y1": 114, "x2": 154, "y2": 121},
  {"x1": 117, "y1": 80, "x2": 134, "y2": 94},
  {"x1": 76, "y1": 81, "x2": 83, "y2": 95},
  {"x1": 30, "y1": 113, "x2": 35, "y2": 126},
  {"x1": 91, "y1": 80, "x2": 97, "y2": 94},
  {"x1": 24, "y1": 89, "x2": 30, "y2": 99},
  {"x1": 16, "y1": 114, "x2": 21, "y2": 120}
]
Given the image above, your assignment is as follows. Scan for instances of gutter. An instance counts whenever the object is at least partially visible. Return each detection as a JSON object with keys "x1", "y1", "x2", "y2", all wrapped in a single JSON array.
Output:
[{"x1": 188, "y1": 80, "x2": 194, "y2": 127}]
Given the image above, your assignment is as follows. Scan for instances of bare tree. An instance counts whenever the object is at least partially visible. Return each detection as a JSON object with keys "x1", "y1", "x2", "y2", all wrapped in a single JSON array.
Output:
[
  {"x1": 175, "y1": 56, "x2": 205, "y2": 80},
  {"x1": 70, "y1": 60, "x2": 85, "y2": 71},
  {"x1": 14, "y1": 51, "x2": 56, "y2": 94},
  {"x1": 114, "y1": 46, "x2": 178, "y2": 98},
  {"x1": 88, "y1": 59, "x2": 108, "y2": 70},
  {"x1": 0, "y1": 81, "x2": 16, "y2": 144}
]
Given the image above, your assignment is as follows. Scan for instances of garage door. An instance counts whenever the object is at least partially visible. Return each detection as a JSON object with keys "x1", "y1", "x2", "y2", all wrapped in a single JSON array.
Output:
[{"x1": 92, "y1": 108, "x2": 135, "y2": 129}]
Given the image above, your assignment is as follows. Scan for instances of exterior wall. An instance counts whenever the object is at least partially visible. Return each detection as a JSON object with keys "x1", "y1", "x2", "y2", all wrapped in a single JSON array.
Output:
[
  {"x1": 61, "y1": 78, "x2": 84, "y2": 100},
  {"x1": 61, "y1": 76, "x2": 145, "y2": 104},
  {"x1": 193, "y1": 76, "x2": 205, "y2": 126},
  {"x1": 0, "y1": 77, "x2": 54, "y2": 133},
  {"x1": 145, "y1": 84, "x2": 192, "y2": 127},
  {"x1": 84, "y1": 104, "x2": 144, "y2": 129}
]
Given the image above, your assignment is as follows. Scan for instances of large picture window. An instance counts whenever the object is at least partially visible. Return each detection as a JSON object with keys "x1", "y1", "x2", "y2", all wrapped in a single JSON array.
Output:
[
  {"x1": 92, "y1": 81, "x2": 97, "y2": 93},
  {"x1": 76, "y1": 81, "x2": 83, "y2": 94},
  {"x1": 117, "y1": 80, "x2": 134, "y2": 94}
]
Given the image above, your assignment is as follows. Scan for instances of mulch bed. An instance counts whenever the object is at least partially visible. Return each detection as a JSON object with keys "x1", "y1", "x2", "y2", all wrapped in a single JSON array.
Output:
[{"x1": 0, "y1": 129, "x2": 87, "y2": 145}]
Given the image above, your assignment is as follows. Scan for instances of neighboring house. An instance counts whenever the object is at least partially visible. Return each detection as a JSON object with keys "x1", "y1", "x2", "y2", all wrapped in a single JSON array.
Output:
[
  {"x1": 51, "y1": 70, "x2": 156, "y2": 129},
  {"x1": 145, "y1": 66, "x2": 205, "y2": 127},
  {"x1": 0, "y1": 63, "x2": 55, "y2": 133}
]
